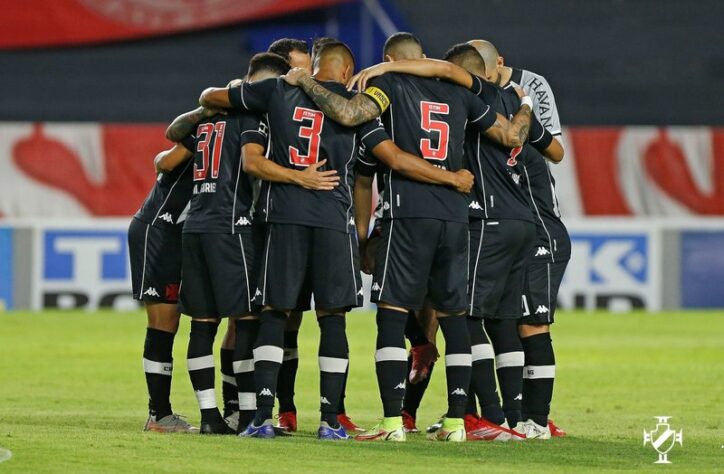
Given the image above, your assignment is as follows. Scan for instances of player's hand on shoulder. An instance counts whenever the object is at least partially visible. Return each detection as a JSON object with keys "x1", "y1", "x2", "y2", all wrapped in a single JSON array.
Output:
[
  {"x1": 297, "y1": 159, "x2": 340, "y2": 191},
  {"x1": 347, "y1": 62, "x2": 389, "y2": 92},
  {"x1": 452, "y1": 169, "x2": 474, "y2": 193},
  {"x1": 283, "y1": 67, "x2": 311, "y2": 86},
  {"x1": 510, "y1": 82, "x2": 526, "y2": 99}
]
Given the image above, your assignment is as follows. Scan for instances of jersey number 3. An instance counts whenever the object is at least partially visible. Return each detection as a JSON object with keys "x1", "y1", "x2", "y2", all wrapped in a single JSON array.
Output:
[
  {"x1": 289, "y1": 107, "x2": 324, "y2": 166},
  {"x1": 420, "y1": 101, "x2": 450, "y2": 161},
  {"x1": 195, "y1": 122, "x2": 226, "y2": 181}
]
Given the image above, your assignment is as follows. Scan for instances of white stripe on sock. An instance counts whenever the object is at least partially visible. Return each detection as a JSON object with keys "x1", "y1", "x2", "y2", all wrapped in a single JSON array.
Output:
[
  {"x1": 233, "y1": 359, "x2": 254, "y2": 374},
  {"x1": 471, "y1": 344, "x2": 494, "y2": 362},
  {"x1": 445, "y1": 353, "x2": 472, "y2": 367},
  {"x1": 187, "y1": 355, "x2": 215, "y2": 371},
  {"x1": 194, "y1": 388, "x2": 217, "y2": 409},
  {"x1": 495, "y1": 351, "x2": 525, "y2": 368},
  {"x1": 143, "y1": 358, "x2": 172, "y2": 376},
  {"x1": 319, "y1": 356, "x2": 349, "y2": 373},
  {"x1": 283, "y1": 348, "x2": 299, "y2": 361},
  {"x1": 375, "y1": 347, "x2": 407, "y2": 362},
  {"x1": 238, "y1": 392, "x2": 257, "y2": 410},
  {"x1": 253, "y1": 345, "x2": 284, "y2": 363},
  {"x1": 523, "y1": 365, "x2": 556, "y2": 379},
  {"x1": 221, "y1": 374, "x2": 237, "y2": 386}
]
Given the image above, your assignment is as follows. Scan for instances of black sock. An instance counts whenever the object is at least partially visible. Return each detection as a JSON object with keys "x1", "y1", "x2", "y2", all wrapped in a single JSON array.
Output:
[
  {"x1": 277, "y1": 330, "x2": 299, "y2": 413},
  {"x1": 485, "y1": 318, "x2": 524, "y2": 427},
  {"x1": 252, "y1": 310, "x2": 286, "y2": 425},
  {"x1": 467, "y1": 317, "x2": 504, "y2": 424},
  {"x1": 404, "y1": 311, "x2": 428, "y2": 347},
  {"x1": 234, "y1": 319, "x2": 260, "y2": 431},
  {"x1": 521, "y1": 332, "x2": 555, "y2": 427},
  {"x1": 220, "y1": 348, "x2": 237, "y2": 418},
  {"x1": 465, "y1": 392, "x2": 478, "y2": 416},
  {"x1": 375, "y1": 308, "x2": 409, "y2": 418},
  {"x1": 318, "y1": 315, "x2": 349, "y2": 428},
  {"x1": 143, "y1": 327, "x2": 175, "y2": 420},
  {"x1": 187, "y1": 320, "x2": 221, "y2": 423},
  {"x1": 438, "y1": 316, "x2": 471, "y2": 419},
  {"x1": 338, "y1": 364, "x2": 349, "y2": 415},
  {"x1": 402, "y1": 357, "x2": 434, "y2": 418}
]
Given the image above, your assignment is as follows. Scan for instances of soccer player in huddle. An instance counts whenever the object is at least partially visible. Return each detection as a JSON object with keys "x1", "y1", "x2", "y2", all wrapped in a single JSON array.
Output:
[
  {"x1": 201, "y1": 39, "x2": 473, "y2": 440},
  {"x1": 129, "y1": 130, "x2": 199, "y2": 433},
  {"x1": 162, "y1": 53, "x2": 298, "y2": 434},
  {"x1": 284, "y1": 32, "x2": 534, "y2": 442},
  {"x1": 469, "y1": 39, "x2": 570, "y2": 439}
]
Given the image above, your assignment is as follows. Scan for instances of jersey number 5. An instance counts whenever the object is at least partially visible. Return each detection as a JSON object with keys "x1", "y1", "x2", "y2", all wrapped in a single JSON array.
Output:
[
  {"x1": 195, "y1": 122, "x2": 226, "y2": 181},
  {"x1": 420, "y1": 101, "x2": 450, "y2": 161},
  {"x1": 289, "y1": 107, "x2": 324, "y2": 166}
]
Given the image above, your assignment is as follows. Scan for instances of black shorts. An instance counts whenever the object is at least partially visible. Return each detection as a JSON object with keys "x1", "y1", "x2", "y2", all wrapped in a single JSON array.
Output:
[
  {"x1": 252, "y1": 223, "x2": 311, "y2": 312},
  {"x1": 468, "y1": 218, "x2": 535, "y2": 319},
  {"x1": 128, "y1": 217, "x2": 182, "y2": 304},
  {"x1": 256, "y1": 223, "x2": 362, "y2": 311},
  {"x1": 371, "y1": 218, "x2": 468, "y2": 313},
  {"x1": 178, "y1": 230, "x2": 257, "y2": 318},
  {"x1": 521, "y1": 259, "x2": 569, "y2": 325}
]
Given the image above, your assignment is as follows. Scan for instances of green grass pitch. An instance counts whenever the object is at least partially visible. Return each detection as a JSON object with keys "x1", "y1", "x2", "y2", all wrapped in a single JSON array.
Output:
[{"x1": 0, "y1": 310, "x2": 722, "y2": 472}]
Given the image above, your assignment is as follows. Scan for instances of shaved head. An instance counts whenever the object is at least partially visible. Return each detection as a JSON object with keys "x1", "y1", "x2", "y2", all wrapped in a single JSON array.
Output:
[
  {"x1": 468, "y1": 39, "x2": 499, "y2": 72},
  {"x1": 383, "y1": 32, "x2": 424, "y2": 61},
  {"x1": 313, "y1": 40, "x2": 356, "y2": 83}
]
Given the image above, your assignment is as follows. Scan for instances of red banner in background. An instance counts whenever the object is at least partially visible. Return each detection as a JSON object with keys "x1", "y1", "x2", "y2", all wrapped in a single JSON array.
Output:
[
  {"x1": 0, "y1": 0, "x2": 347, "y2": 49},
  {"x1": 0, "y1": 123, "x2": 722, "y2": 218}
]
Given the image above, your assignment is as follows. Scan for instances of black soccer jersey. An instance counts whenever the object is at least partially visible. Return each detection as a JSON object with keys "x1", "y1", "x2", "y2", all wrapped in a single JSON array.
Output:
[
  {"x1": 229, "y1": 78, "x2": 389, "y2": 233},
  {"x1": 498, "y1": 85, "x2": 570, "y2": 261},
  {"x1": 362, "y1": 72, "x2": 496, "y2": 223},
  {"x1": 134, "y1": 135, "x2": 195, "y2": 231},
  {"x1": 464, "y1": 75, "x2": 553, "y2": 223},
  {"x1": 182, "y1": 111, "x2": 266, "y2": 234}
]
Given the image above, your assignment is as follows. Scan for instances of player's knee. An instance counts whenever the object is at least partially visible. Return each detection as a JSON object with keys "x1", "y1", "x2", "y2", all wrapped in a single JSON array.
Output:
[
  {"x1": 145, "y1": 302, "x2": 181, "y2": 333},
  {"x1": 518, "y1": 323, "x2": 550, "y2": 338}
]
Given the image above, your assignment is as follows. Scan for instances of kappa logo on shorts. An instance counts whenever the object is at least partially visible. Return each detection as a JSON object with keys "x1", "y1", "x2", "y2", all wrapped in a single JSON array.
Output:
[
  {"x1": 158, "y1": 212, "x2": 174, "y2": 223},
  {"x1": 535, "y1": 246, "x2": 551, "y2": 257},
  {"x1": 535, "y1": 305, "x2": 549, "y2": 314},
  {"x1": 394, "y1": 381, "x2": 406, "y2": 390},
  {"x1": 259, "y1": 388, "x2": 273, "y2": 396},
  {"x1": 357, "y1": 287, "x2": 364, "y2": 296},
  {"x1": 320, "y1": 396, "x2": 331, "y2": 405},
  {"x1": 451, "y1": 388, "x2": 467, "y2": 396},
  {"x1": 371, "y1": 282, "x2": 381, "y2": 292},
  {"x1": 254, "y1": 288, "x2": 262, "y2": 297},
  {"x1": 514, "y1": 393, "x2": 523, "y2": 401},
  {"x1": 235, "y1": 216, "x2": 251, "y2": 226},
  {"x1": 143, "y1": 287, "x2": 160, "y2": 297},
  {"x1": 469, "y1": 201, "x2": 484, "y2": 210}
]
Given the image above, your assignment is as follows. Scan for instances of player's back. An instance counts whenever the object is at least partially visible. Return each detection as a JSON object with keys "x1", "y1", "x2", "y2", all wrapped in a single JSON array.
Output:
[
  {"x1": 183, "y1": 111, "x2": 260, "y2": 234},
  {"x1": 134, "y1": 136, "x2": 195, "y2": 230},
  {"x1": 368, "y1": 73, "x2": 474, "y2": 223},
  {"x1": 262, "y1": 79, "x2": 363, "y2": 232}
]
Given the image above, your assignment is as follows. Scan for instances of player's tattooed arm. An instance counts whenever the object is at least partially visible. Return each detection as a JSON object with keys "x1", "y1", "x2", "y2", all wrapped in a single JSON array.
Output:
[
  {"x1": 199, "y1": 87, "x2": 233, "y2": 109},
  {"x1": 286, "y1": 71, "x2": 381, "y2": 127},
  {"x1": 165, "y1": 106, "x2": 222, "y2": 142},
  {"x1": 483, "y1": 106, "x2": 532, "y2": 148}
]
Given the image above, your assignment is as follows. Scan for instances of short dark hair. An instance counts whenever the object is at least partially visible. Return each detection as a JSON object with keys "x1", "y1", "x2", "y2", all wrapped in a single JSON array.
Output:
[
  {"x1": 247, "y1": 53, "x2": 291, "y2": 77},
  {"x1": 267, "y1": 38, "x2": 309, "y2": 62},
  {"x1": 315, "y1": 40, "x2": 356, "y2": 68},
  {"x1": 383, "y1": 32, "x2": 422, "y2": 57},
  {"x1": 311, "y1": 36, "x2": 336, "y2": 59},
  {"x1": 443, "y1": 43, "x2": 482, "y2": 63}
]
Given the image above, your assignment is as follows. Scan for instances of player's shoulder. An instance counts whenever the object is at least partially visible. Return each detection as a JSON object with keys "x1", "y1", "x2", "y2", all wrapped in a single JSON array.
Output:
[{"x1": 518, "y1": 68, "x2": 553, "y2": 88}]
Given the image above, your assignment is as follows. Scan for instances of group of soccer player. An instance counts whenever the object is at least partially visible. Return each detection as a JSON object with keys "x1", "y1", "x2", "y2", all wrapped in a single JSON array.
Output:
[{"x1": 128, "y1": 31, "x2": 570, "y2": 442}]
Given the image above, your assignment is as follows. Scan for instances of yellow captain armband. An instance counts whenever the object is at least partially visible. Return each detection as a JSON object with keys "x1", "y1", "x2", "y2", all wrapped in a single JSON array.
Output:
[{"x1": 363, "y1": 86, "x2": 390, "y2": 113}]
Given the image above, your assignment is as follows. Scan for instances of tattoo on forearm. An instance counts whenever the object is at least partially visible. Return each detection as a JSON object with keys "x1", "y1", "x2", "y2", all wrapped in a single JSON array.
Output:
[
  {"x1": 510, "y1": 105, "x2": 532, "y2": 147},
  {"x1": 167, "y1": 107, "x2": 205, "y2": 142},
  {"x1": 299, "y1": 75, "x2": 380, "y2": 126}
]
